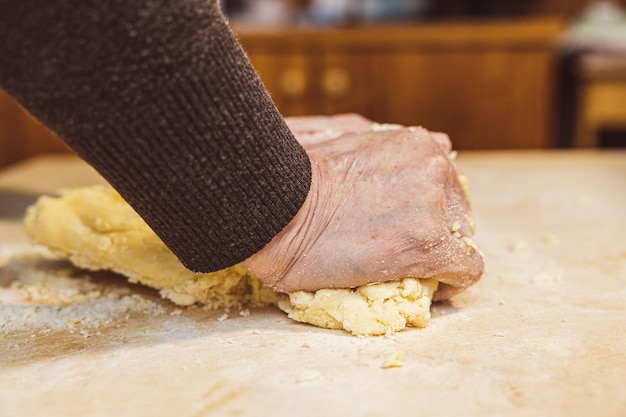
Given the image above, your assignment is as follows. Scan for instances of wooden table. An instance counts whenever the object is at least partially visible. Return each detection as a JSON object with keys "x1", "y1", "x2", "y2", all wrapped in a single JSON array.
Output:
[{"x1": 1, "y1": 152, "x2": 625, "y2": 417}]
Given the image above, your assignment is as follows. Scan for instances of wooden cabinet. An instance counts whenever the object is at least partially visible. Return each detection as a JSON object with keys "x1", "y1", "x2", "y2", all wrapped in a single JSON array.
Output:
[
  {"x1": 573, "y1": 54, "x2": 626, "y2": 147},
  {"x1": 241, "y1": 49, "x2": 377, "y2": 117},
  {"x1": 237, "y1": 17, "x2": 564, "y2": 149},
  {"x1": 244, "y1": 50, "x2": 319, "y2": 115},
  {"x1": 0, "y1": 89, "x2": 69, "y2": 169},
  {"x1": 372, "y1": 49, "x2": 556, "y2": 148}
]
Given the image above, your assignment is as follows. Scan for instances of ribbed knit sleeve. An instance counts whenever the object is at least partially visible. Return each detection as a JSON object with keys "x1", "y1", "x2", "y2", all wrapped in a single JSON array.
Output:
[{"x1": 0, "y1": 0, "x2": 312, "y2": 272}]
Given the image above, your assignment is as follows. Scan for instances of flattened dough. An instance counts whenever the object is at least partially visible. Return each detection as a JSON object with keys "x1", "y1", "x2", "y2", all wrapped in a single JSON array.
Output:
[{"x1": 23, "y1": 185, "x2": 437, "y2": 335}]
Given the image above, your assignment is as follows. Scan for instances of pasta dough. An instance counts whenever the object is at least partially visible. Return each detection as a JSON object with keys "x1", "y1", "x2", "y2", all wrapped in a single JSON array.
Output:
[{"x1": 23, "y1": 185, "x2": 437, "y2": 335}]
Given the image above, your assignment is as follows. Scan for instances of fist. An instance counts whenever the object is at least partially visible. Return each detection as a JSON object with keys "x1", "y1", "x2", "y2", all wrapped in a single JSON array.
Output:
[{"x1": 243, "y1": 115, "x2": 484, "y2": 300}]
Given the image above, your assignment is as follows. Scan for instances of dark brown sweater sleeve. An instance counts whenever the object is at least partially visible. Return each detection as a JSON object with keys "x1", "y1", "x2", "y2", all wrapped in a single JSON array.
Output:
[{"x1": 0, "y1": 0, "x2": 312, "y2": 272}]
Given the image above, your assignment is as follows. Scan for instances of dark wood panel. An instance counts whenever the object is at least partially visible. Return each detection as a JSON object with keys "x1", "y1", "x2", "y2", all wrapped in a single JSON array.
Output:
[
  {"x1": 247, "y1": 50, "x2": 323, "y2": 116},
  {"x1": 373, "y1": 50, "x2": 555, "y2": 148},
  {"x1": 0, "y1": 90, "x2": 70, "y2": 169}
]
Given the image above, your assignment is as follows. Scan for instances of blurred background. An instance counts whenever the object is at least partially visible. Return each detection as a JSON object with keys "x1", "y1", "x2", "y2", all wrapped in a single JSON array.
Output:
[{"x1": 1, "y1": 0, "x2": 625, "y2": 169}]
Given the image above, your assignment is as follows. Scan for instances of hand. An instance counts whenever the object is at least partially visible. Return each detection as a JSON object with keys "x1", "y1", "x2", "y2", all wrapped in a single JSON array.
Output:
[
  {"x1": 243, "y1": 118, "x2": 484, "y2": 301},
  {"x1": 285, "y1": 113, "x2": 453, "y2": 153},
  {"x1": 284, "y1": 113, "x2": 375, "y2": 147}
]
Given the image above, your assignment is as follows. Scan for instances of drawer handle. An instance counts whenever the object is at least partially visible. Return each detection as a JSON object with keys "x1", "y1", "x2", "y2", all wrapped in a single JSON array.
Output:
[
  {"x1": 323, "y1": 67, "x2": 351, "y2": 97},
  {"x1": 279, "y1": 68, "x2": 307, "y2": 97}
]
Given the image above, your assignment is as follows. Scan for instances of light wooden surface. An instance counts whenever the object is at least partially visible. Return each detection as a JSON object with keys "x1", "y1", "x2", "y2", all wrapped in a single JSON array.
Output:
[{"x1": 1, "y1": 151, "x2": 625, "y2": 417}]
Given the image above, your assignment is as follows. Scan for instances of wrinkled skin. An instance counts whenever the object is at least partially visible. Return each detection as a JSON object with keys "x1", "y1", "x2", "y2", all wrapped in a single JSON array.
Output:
[{"x1": 242, "y1": 114, "x2": 484, "y2": 301}]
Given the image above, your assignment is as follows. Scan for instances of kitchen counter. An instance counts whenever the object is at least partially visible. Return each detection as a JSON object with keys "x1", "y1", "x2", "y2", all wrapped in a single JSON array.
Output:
[{"x1": 1, "y1": 151, "x2": 625, "y2": 416}]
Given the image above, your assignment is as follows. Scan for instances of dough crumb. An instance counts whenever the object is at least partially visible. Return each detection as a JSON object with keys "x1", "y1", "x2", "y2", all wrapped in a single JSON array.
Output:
[
  {"x1": 508, "y1": 240, "x2": 528, "y2": 254},
  {"x1": 530, "y1": 272, "x2": 562, "y2": 285},
  {"x1": 541, "y1": 234, "x2": 560, "y2": 245},
  {"x1": 296, "y1": 369, "x2": 323, "y2": 383},
  {"x1": 371, "y1": 123, "x2": 402, "y2": 131},
  {"x1": 457, "y1": 174, "x2": 471, "y2": 199},
  {"x1": 217, "y1": 313, "x2": 229, "y2": 322},
  {"x1": 382, "y1": 351, "x2": 405, "y2": 369},
  {"x1": 461, "y1": 236, "x2": 479, "y2": 252}
]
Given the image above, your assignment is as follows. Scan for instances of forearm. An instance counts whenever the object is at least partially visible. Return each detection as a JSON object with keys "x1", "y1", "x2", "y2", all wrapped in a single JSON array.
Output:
[{"x1": 0, "y1": 0, "x2": 311, "y2": 272}]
